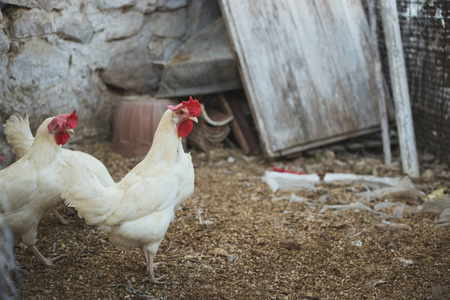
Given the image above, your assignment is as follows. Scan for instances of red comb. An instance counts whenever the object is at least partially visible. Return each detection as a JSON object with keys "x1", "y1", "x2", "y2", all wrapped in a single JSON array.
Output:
[
  {"x1": 167, "y1": 96, "x2": 201, "y2": 117},
  {"x1": 47, "y1": 110, "x2": 78, "y2": 133},
  {"x1": 183, "y1": 96, "x2": 201, "y2": 117}
]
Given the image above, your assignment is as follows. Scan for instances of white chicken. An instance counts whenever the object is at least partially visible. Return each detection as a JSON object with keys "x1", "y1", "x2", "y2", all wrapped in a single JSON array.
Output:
[
  {"x1": 61, "y1": 97, "x2": 201, "y2": 283},
  {"x1": 0, "y1": 111, "x2": 79, "y2": 265},
  {"x1": 3, "y1": 114, "x2": 115, "y2": 224}
]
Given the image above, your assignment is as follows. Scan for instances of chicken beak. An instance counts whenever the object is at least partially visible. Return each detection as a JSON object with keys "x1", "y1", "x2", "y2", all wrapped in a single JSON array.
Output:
[
  {"x1": 66, "y1": 128, "x2": 74, "y2": 134},
  {"x1": 190, "y1": 117, "x2": 198, "y2": 123}
]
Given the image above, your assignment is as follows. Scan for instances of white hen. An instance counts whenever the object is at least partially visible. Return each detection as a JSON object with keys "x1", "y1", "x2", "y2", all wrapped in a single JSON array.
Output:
[
  {"x1": 4, "y1": 114, "x2": 114, "y2": 187},
  {"x1": 3, "y1": 115, "x2": 114, "y2": 225},
  {"x1": 0, "y1": 112, "x2": 78, "y2": 265},
  {"x1": 4, "y1": 114, "x2": 115, "y2": 224},
  {"x1": 62, "y1": 97, "x2": 201, "y2": 283}
]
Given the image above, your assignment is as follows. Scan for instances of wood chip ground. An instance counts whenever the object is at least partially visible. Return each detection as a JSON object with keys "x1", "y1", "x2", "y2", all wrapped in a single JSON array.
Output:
[{"x1": 15, "y1": 143, "x2": 449, "y2": 299}]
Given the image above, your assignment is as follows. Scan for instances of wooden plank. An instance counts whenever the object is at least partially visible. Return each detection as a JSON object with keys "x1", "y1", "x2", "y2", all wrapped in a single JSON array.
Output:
[
  {"x1": 219, "y1": 0, "x2": 388, "y2": 158},
  {"x1": 380, "y1": 0, "x2": 419, "y2": 177}
]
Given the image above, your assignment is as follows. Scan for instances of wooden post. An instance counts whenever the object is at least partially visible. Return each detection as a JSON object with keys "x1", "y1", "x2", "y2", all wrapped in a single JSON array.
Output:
[
  {"x1": 368, "y1": 0, "x2": 392, "y2": 166},
  {"x1": 380, "y1": 0, "x2": 420, "y2": 177}
]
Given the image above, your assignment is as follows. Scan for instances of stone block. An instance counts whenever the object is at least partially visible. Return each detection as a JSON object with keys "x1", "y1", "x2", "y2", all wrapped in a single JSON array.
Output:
[
  {"x1": 1, "y1": 0, "x2": 65, "y2": 11},
  {"x1": 149, "y1": 9, "x2": 186, "y2": 37},
  {"x1": 105, "y1": 11, "x2": 144, "y2": 41},
  {"x1": 58, "y1": 15, "x2": 94, "y2": 43},
  {"x1": 9, "y1": 9, "x2": 56, "y2": 38},
  {"x1": 158, "y1": 0, "x2": 187, "y2": 10},
  {"x1": 0, "y1": 31, "x2": 10, "y2": 55},
  {"x1": 100, "y1": 43, "x2": 161, "y2": 93},
  {"x1": 8, "y1": 39, "x2": 69, "y2": 90},
  {"x1": 97, "y1": 0, "x2": 137, "y2": 10}
]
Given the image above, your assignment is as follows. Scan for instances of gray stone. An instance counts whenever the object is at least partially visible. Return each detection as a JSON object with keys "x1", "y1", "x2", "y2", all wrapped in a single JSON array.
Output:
[
  {"x1": 421, "y1": 169, "x2": 434, "y2": 180},
  {"x1": 185, "y1": 0, "x2": 221, "y2": 37},
  {"x1": 58, "y1": 15, "x2": 94, "y2": 43},
  {"x1": 9, "y1": 9, "x2": 56, "y2": 38},
  {"x1": 8, "y1": 39, "x2": 70, "y2": 90},
  {"x1": 227, "y1": 254, "x2": 238, "y2": 263},
  {"x1": 1, "y1": 0, "x2": 65, "y2": 11},
  {"x1": 157, "y1": 0, "x2": 187, "y2": 10},
  {"x1": 100, "y1": 43, "x2": 161, "y2": 93},
  {"x1": 105, "y1": 12, "x2": 144, "y2": 41},
  {"x1": 84, "y1": 11, "x2": 112, "y2": 33},
  {"x1": 149, "y1": 9, "x2": 186, "y2": 38},
  {"x1": 156, "y1": 18, "x2": 242, "y2": 98},
  {"x1": 1, "y1": 59, "x2": 117, "y2": 145},
  {"x1": 0, "y1": 31, "x2": 10, "y2": 55},
  {"x1": 97, "y1": 0, "x2": 136, "y2": 10},
  {"x1": 134, "y1": 0, "x2": 158, "y2": 14},
  {"x1": 147, "y1": 37, "x2": 182, "y2": 60},
  {"x1": 0, "y1": 0, "x2": 223, "y2": 144},
  {"x1": 324, "y1": 149, "x2": 335, "y2": 160},
  {"x1": 143, "y1": 6, "x2": 157, "y2": 14}
]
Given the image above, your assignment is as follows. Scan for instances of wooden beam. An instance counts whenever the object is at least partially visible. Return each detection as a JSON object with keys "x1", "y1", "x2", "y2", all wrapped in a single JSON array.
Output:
[
  {"x1": 380, "y1": 0, "x2": 419, "y2": 177},
  {"x1": 218, "y1": 93, "x2": 259, "y2": 155}
]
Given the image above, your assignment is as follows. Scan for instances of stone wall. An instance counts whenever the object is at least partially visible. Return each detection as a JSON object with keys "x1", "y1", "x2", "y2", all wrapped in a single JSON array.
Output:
[{"x1": 0, "y1": 0, "x2": 221, "y2": 146}]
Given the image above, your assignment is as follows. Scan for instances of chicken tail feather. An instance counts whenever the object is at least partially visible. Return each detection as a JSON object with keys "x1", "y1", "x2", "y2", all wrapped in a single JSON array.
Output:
[
  {"x1": 4, "y1": 114, "x2": 34, "y2": 159},
  {"x1": 60, "y1": 157, "x2": 119, "y2": 228}
]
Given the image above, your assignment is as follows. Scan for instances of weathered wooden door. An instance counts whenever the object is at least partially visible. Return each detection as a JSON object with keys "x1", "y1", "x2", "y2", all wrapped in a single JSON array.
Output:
[{"x1": 220, "y1": 0, "x2": 389, "y2": 157}]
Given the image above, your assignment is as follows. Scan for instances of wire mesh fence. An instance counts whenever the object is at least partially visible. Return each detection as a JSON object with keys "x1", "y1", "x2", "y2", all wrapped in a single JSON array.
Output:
[
  {"x1": 397, "y1": 0, "x2": 449, "y2": 161},
  {"x1": 371, "y1": 0, "x2": 449, "y2": 160}
]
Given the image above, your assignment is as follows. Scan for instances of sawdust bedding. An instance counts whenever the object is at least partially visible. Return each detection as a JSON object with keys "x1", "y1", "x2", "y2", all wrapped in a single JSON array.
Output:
[{"x1": 13, "y1": 143, "x2": 449, "y2": 299}]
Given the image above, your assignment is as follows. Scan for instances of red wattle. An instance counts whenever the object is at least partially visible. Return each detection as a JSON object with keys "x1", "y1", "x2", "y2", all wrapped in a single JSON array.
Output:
[
  {"x1": 178, "y1": 120, "x2": 193, "y2": 138},
  {"x1": 55, "y1": 132, "x2": 70, "y2": 145}
]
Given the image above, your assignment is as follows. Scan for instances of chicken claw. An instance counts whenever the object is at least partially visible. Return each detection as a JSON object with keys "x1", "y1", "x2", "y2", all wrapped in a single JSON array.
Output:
[
  {"x1": 30, "y1": 246, "x2": 68, "y2": 266},
  {"x1": 164, "y1": 234, "x2": 173, "y2": 252},
  {"x1": 153, "y1": 262, "x2": 167, "y2": 268},
  {"x1": 145, "y1": 273, "x2": 168, "y2": 285}
]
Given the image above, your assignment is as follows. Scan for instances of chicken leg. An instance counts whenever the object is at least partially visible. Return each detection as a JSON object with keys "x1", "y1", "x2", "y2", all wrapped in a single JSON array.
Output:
[
  {"x1": 30, "y1": 245, "x2": 67, "y2": 266},
  {"x1": 52, "y1": 208, "x2": 72, "y2": 225},
  {"x1": 141, "y1": 246, "x2": 167, "y2": 284}
]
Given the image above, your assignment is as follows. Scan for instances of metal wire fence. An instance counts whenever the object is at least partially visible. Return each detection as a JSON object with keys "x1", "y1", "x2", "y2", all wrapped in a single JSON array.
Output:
[
  {"x1": 371, "y1": 0, "x2": 449, "y2": 160},
  {"x1": 397, "y1": 0, "x2": 449, "y2": 161}
]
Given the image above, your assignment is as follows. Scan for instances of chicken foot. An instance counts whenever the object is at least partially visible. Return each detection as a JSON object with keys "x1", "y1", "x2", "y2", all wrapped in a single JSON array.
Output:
[
  {"x1": 52, "y1": 208, "x2": 72, "y2": 225},
  {"x1": 140, "y1": 246, "x2": 166, "y2": 269},
  {"x1": 141, "y1": 246, "x2": 167, "y2": 284},
  {"x1": 30, "y1": 246, "x2": 67, "y2": 266},
  {"x1": 164, "y1": 234, "x2": 173, "y2": 252}
]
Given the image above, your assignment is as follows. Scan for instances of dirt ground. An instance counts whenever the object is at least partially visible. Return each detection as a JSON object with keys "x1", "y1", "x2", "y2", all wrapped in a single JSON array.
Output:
[{"x1": 13, "y1": 142, "x2": 450, "y2": 299}]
